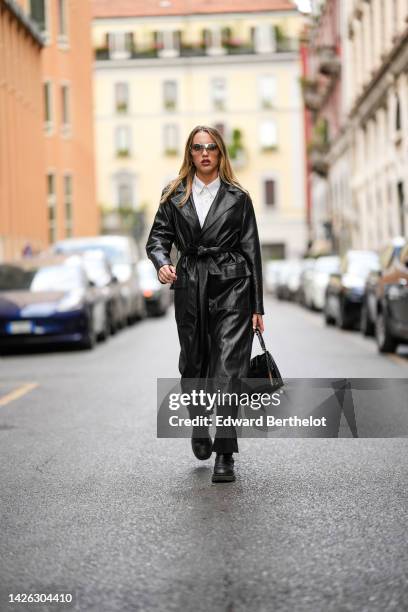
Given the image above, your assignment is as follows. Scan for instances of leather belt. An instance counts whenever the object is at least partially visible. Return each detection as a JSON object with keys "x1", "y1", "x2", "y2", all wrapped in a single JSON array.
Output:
[{"x1": 180, "y1": 244, "x2": 237, "y2": 376}]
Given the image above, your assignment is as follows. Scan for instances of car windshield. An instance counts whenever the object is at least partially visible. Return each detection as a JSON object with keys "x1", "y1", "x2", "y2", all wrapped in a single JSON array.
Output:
[
  {"x1": 316, "y1": 257, "x2": 339, "y2": 272},
  {"x1": 0, "y1": 265, "x2": 83, "y2": 292},
  {"x1": 56, "y1": 242, "x2": 129, "y2": 265},
  {"x1": 347, "y1": 257, "x2": 378, "y2": 276}
]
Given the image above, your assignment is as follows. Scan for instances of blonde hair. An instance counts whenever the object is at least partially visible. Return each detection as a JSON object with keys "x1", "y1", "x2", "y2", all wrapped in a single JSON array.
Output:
[{"x1": 160, "y1": 125, "x2": 247, "y2": 207}]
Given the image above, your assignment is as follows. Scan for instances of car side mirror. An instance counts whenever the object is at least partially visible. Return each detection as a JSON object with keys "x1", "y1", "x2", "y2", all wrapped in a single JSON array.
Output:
[{"x1": 88, "y1": 279, "x2": 96, "y2": 288}]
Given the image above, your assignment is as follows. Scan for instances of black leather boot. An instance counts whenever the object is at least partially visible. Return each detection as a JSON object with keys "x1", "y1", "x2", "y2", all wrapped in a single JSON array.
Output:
[
  {"x1": 212, "y1": 453, "x2": 235, "y2": 482},
  {"x1": 191, "y1": 430, "x2": 213, "y2": 460}
]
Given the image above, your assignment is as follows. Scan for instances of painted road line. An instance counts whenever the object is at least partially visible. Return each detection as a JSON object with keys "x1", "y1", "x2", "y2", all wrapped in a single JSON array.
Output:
[{"x1": 0, "y1": 382, "x2": 39, "y2": 407}]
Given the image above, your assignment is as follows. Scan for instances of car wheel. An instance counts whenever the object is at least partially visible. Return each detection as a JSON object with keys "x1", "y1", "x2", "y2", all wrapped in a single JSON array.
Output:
[
  {"x1": 360, "y1": 302, "x2": 374, "y2": 337},
  {"x1": 98, "y1": 309, "x2": 110, "y2": 342},
  {"x1": 324, "y1": 301, "x2": 335, "y2": 326},
  {"x1": 337, "y1": 299, "x2": 351, "y2": 330},
  {"x1": 375, "y1": 310, "x2": 398, "y2": 353},
  {"x1": 80, "y1": 316, "x2": 96, "y2": 350}
]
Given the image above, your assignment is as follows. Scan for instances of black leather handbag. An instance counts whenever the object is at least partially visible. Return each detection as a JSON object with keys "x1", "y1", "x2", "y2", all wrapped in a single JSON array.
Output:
[{"x1": 248, "y1": 329, "x2": 284, "y2": 392}]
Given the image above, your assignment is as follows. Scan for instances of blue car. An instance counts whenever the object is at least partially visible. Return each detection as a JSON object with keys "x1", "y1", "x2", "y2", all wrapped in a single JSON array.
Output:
[{"x1": 0, "y1": 255, "x2": 108, "y2": 350}]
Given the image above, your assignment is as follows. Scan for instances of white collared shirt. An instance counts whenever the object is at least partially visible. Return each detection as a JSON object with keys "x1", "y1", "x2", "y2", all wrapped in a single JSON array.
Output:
[{"x1": 192, "y1": 174, "x2": 221, "y2": 228}]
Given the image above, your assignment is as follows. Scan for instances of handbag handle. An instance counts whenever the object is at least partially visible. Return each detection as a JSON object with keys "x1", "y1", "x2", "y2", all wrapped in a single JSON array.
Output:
[{"x1": 253, "y1": 327, "x2": 267, "y2": 353}]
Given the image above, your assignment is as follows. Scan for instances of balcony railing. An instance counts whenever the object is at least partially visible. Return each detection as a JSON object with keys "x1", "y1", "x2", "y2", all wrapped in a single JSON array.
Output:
[{"x1": 94, "y1": 39, "x2": 299, "y2": 61}]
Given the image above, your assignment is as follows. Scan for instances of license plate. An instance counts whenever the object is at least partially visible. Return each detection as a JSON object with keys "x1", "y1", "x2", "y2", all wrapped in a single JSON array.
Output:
[{"x1": 7, "y1": 321, "x2": 33, "y2": 334}]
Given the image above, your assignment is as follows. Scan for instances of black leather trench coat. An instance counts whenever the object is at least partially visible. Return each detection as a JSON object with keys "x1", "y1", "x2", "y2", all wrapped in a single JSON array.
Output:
[{"x1": 145, "y1": 178, "x2": 264, "y2": 382}]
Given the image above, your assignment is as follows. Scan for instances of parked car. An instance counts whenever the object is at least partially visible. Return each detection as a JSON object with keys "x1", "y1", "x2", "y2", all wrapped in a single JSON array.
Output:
[
  {"x1": 264, "y1": 260, "x2": 286, "y2": 295},
  {"x1": 53, "y1": 235, "x2": 146, "y2": 323},
  {"x1": 298, "y1": 258, "x2": 316, "y2": 306},
  {"x1": 81, "y1": 250, "x2": 127, "y2": 333},
  {"x1": 374, "y1": 239, "x2": 408, "y2": 353},
  {"x1": 305, "y1": 255, "x2": 341, "y2": 311},
  {"x1": 275, "y1": 260, "x2": 303, "y2": 301},
  {"x1": 360, "y1": 236, "x2": 406, "y2": 337},
  {"x1": 324, "y1": 250, "x2": 380, "y2": 329},
  {"x1": 137, "y1": 259, "x2": 172, "y2": 316},
  {"x1": 0, "y1": 255, "x2": 108, "y2": 350}
]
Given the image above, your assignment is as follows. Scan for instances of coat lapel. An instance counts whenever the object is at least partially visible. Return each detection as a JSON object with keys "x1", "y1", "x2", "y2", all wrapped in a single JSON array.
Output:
[{"x1": 170, "y1": 179, "x2": 240, "y2": 240}]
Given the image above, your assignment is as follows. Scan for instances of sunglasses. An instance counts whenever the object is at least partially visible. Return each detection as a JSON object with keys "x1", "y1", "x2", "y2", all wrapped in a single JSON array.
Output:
[{"x1": 190, "y1": 143, "x2": 218, "y2": 153}]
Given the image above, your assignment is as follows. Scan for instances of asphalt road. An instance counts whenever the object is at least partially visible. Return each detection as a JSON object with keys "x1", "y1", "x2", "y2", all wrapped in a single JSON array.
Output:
[{"x1": 0, "y1": 297, "x2": 407, "y2": 612}]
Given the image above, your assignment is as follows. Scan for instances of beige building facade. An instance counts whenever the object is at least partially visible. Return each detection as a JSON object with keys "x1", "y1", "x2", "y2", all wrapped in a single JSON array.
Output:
[
  {"x1": 92, "y1": 0, "x2": 307, "y2": 259},
  {"x1": 346, "y1": 0, "x2": 408, "y2": 248}
]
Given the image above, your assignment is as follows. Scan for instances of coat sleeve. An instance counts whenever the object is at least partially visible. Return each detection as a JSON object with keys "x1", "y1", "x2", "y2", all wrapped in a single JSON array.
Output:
[
  {"x1": 145, "y1": 193, "x2": 175, "y2": 284},
  {"x1": 239, "y1": 193, "x2": 264, "y2": 315}
]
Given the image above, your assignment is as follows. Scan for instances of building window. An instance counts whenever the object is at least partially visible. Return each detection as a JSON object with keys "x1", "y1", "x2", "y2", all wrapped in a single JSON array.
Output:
[
  {"x1": 163, "y1": 124, "x2": 179, "y2": 155},
  {"x1": 264, "y1": 179, "x2": 277, "y2": 207},
  {"x1": 154, "y1": 30, "x2": 181, "y2": 57},
  {"x1": 115, "y1": 126, "x2": 131, "y2": 157},
  {"x1": 47, "y1": 173, "x2": 56, "y2": 243},
  {"x1": 30, "y1": 0, "x2": 48, "y2": 36},
  {"x1": 211, "y1": 78, "x2": 226, "y2": 111},
  {"x1": 260, "y1": 120, "x2": 278, "y2": 150},
  {"x1": 214, "y1": 123, "x2": 225, "y2": 137},
  {"x1": 61, "y1": 84, "x2": 71, "y2": 134},
  {"x1": 114, "y1": 82, "x2": 129, "y2": 114},
  {"x1": 259, "y1": 75, "x2": 276, "y2": 109},
  {"x1": 57, "y1": 0, "x2": 68, "y2": 43},
  {"x1": 252, "y1": 24, "x2": 276, "y2": 53},
  {"x1": 63, "y1": 175, "x2": 73, "y2": 237},
  {"x1": 43, "y1": 81, "x2": 53, "y2": 132},
  {"x1": 114, "y1": 172, "x2": 134, "y2": 208},
  {"x1": 108, "y1": 32, "x2": 134, "y2": 60},
  {"x1": 163, "y1": 80, "x2": 177, "y2": 110}
]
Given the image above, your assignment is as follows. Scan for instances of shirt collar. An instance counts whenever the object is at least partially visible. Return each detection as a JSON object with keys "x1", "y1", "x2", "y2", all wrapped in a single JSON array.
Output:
[{"x1": 193, "y1": 173, "x2": 221, "y2": 197}]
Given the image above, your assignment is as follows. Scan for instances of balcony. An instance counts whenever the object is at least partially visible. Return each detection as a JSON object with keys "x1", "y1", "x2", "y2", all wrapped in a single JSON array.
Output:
[
  {"x1": 318, "y1": 45, "x2": 341, "y2": 78},
  {"x1": 94, "y1": 38, "x2": 299, "y2": 61}
]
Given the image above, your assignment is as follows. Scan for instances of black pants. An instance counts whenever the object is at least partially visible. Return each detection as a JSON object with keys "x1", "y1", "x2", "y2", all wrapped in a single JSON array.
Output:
[{"x1": 177, "y1": 276, "x2": 253, "y2": 454}]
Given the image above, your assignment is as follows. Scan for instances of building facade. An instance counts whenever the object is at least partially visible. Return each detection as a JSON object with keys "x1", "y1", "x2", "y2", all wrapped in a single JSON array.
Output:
[
  {"x1": 92, "y1": 0, "x2": 307, "y2": 260},
  {"x1": 303, "y1": 0, "x2": 408, "y2": 255},
  {"x1": 0, "y1": 0, "x2": 45, "y2": 261}
]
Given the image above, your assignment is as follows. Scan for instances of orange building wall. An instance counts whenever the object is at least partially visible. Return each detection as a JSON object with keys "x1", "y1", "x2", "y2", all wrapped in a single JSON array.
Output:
[
  {"x1": 41, "y1": 0, "x2": 99, "y2": 239},
  {"x1": 0, "y1": 1, "x2": 46, "y2": 261}
]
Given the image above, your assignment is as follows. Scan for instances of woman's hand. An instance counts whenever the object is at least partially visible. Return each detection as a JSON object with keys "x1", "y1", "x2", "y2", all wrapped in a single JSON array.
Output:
[
  {"x1": 252, "y1": 313, "x2": 264, "y2": 333},
  {"x1": 158, "y1": 264, "x2": 177, "y2": 284}
]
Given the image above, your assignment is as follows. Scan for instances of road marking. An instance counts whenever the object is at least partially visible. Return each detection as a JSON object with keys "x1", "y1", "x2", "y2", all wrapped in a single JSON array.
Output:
[
  {"x1": 0, "y1": 382, "x2": 39, "y2": 407},
  {"x1": 387, "y1": 353, "x2": 408, "y2": 368}
]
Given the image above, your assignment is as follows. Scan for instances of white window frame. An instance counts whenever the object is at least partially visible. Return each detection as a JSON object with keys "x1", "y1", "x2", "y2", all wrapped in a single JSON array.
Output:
[
  {"x1": 211, "y1": 77, "x2": 227, "y2": 111},
  {"x1": 108, "y1": 32, "x2": 134, "y2": 60},
  {"x1": 43, "y1": 80, "x2": 53, "y2": 134},
  {"x1": 163, "y1": 80, "x2": 178, "y2": 111},
  {"x1": 157, "y1": 30, "x2": 180, "y2": 58},
  {"x1": 57, "y1": 0, "x2": 69, "y2": 48},
  {"x1": 259, "y1": 119, "x2": 278, "y2": 150},
  {"x1": 114, "y1": 82, "x2": 129, "y2": 114},
  {"x1": 259, "y1": 75, "x2": 276, "y2": 109},
  {"x1": 63, "y1": 173, "x2": 73, "y2": 237},
  {"x1": 113, "y1": 171, "x2": 136, "y2": 209},
  {"x1": 47, "y1": 171, "x2": 57, "y2": 244},
  {"x1": 254, "y1": 24, "x2": 276, "y2": 54},
  {"x1": 115, "y1": 126, "x2": 132, "y2": 157},
  {"x1": 60, "y1": 81, "x2": 71, "y2": 137},
  {"x1": 30, "y1": 0, "x2": 51, "y2": 45},
  {"x1": 163, "y1": 124, "x2": 179, "y2": 155}
]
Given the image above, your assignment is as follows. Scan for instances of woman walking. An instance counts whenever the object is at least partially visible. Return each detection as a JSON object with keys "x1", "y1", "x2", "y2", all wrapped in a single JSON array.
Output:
[{"x1": 145, "y1": 125, "x2": 264, "y2": 483}]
